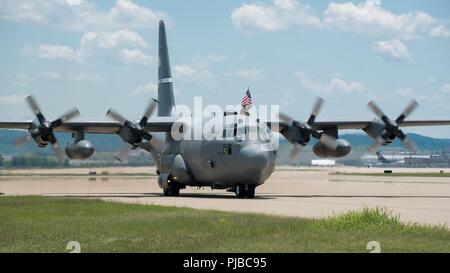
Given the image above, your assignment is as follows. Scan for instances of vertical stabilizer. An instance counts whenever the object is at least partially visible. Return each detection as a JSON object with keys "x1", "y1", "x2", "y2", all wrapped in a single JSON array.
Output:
[
  {"x1": 376, "y1": 152, "x2": 388, "y2": 163},
  {"x1": 158, "y1": 20, "x2": 175, "y2": 116}
]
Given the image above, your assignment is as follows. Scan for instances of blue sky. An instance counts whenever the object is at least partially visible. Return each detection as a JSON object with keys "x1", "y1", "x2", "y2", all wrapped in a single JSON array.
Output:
[{"x1": 0, "y1": 0, "x2": 449, "y2": 137}]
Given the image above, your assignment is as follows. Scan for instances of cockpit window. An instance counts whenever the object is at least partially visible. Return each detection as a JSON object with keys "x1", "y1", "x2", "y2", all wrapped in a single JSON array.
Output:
[{"x1": 222, "y1": 122, "x2": 271, "y2": 142}]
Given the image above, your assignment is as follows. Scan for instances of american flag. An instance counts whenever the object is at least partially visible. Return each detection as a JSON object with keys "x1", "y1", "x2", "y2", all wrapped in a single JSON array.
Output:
[{"x1": 241, "y1": 88, "x2": 252, "y2": 109}]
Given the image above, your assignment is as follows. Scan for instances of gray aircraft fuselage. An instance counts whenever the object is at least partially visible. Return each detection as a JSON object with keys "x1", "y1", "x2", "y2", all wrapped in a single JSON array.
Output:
[
  {"x1": 146, "y1": 115, "x2": 278, "y2": 193},
  {"x1": 179, "y1": 139, "x2": 276, "y2": 188}
]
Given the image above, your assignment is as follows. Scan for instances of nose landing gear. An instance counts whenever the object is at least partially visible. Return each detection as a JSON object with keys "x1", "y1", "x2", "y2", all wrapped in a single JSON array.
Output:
[{"x1": 163, "y1": 182, "x2": 181, "y2": 196}]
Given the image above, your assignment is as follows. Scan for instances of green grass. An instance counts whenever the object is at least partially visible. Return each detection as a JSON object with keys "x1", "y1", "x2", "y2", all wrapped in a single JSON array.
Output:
[
  {"x1": 0, "y1": 196, "x2": 448, "y2": 253},
  {"x1": 331, "y1": 171, "x2": 450, "y2": 177}
]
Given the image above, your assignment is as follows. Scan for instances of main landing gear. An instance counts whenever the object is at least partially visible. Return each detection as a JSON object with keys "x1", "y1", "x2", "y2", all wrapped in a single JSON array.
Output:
[
  {"x1": 234, "y1": 184, "x2": 256, "y2": 199},
  {"x1": 163, "y1": 182, "x2": 182, "y2": 196}
]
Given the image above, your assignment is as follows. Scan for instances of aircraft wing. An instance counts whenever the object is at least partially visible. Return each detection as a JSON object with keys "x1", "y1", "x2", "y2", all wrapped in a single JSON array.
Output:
[
  {"x1": 267, "y1": 120, "x2": 450, "y2": 131},
  {"x1": 395, "y1": 120, "x2": 450, "y2": 127},
  {"x1": 312, "y1": 120, "x2": 450, "y2": 130},
  {"x1": 0, "y1": 119, "x2": 177, "y2": 134}
]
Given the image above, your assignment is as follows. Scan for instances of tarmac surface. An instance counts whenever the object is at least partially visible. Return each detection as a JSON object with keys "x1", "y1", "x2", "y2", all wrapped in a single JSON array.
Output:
[{"x1": 1, "y1": 166, "x2": 450, "y2": 226}]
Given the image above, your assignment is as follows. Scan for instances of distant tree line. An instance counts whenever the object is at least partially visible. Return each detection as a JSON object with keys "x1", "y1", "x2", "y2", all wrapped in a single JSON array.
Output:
[
  {"x1": 0, "y1": 153, "x2": 153, "y2": 169},
  {"x1": 1, "y1": 154, "x2": 69, "y2": 168}
]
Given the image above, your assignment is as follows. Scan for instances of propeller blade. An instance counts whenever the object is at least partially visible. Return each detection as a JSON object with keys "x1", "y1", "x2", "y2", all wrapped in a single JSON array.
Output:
[
  {"x1": 13, "y1": 134, "x2": 33, "y2": 147},
  {"x1": 52, "y1": 107, "x2": 80, "y2": 127},
  {"x1": 367, "y1": 100, "x2": 386, "y2": 119},
  {"x1": 140, "y1": 99, "x2": 158, "y2": 126},
  {"x1": 367, "y1": 136, "x2": 385, "y2": 153},
  {"x1": 143, "y1": 99, "x2": 158, "y2": 119},
  {"x1": 319, "y1": 133, "x2": 338, "y2": 150},
  {"x1": 106, "y1": 108, "x2": 127, "y2": 125},
  {"x1": 401, "y1": 137, "x2": 417, "y2": 153},
  {"x1": 368, "y1": 100, "x2": 393, "y2": 125},
  {"x1": 25, "y1": 95, "x2": 42, "y2": 116},
  {"x1": 25, "y1": 95, "x2": 45, "y2": 123},
  {"x1": 51, "y1": 141, "x2": 65, "y2": 163},
  {"x1": 289, "y1": 144, "x2": 303, "y2": 161},
  {"x1": 396, "y1": 100, "x2": 418, "y2": 124},
  {"x1": 367, "y1": 142, "x2": 380, "y2": 154},
  {"x1": 278, "y1": 112, "x2": 295, "y2": 126},
  {"x1": 115, "y1": 143, "x2": 133, "y2": 162},
  {"x1": 307, "y1": 97, "x2": 324, "y2": 125},
  {"x1": 396, "y1": 130, "x2": 417, "y2": 152},
  {"x1": 149, "y1": 135, "x2": 167, "y2": 153}
]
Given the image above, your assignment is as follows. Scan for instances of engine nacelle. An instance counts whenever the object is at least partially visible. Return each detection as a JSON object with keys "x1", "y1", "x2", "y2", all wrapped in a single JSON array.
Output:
[
  {"x1": 28, "y1": 120, "x2": 50, "y2": 147},
  {"x1": 158, "y1": 154, "x2": 192, "y2": 187},
  {"x1": 33, "y1": 135, "x2": 50, "y2": 147},
  {"x1": 170, "y1": 154, "x2": 191, "y2": 184},
  {"x1": 65, "y1": 140, "x2": 94, "y2": 160},
  {"x1": 313, "y1": 139, "x2": 351, "y2": 158}
]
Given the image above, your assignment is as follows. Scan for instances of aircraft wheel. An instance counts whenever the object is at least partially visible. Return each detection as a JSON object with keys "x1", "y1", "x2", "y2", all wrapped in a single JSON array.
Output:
[
  {"x1": 163, "y1": 188, "x2": 170, "y2": 196},
  {"x1": 235, "y1": 184, "x2": 246, "y2": 199},
  {"x1": 246, "y1": 186, "x2": 255, "y2": 199},
  {"x1": 163, "y1": 182, "x2": 180, "y2": 196}
]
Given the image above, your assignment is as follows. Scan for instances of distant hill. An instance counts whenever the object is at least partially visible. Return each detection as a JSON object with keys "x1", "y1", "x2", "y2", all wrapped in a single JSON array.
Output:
[
  {"x1": 0, "y1": 129, "x2": 449, "y2": 156},
  {"x1": 340, "y1": 133, "x2": 450, "y2": 151}
]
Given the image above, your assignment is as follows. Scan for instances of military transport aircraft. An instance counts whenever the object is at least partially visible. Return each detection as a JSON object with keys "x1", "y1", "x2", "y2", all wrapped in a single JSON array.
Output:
[{"x1": 1, "y1": 20, "x2": 450, "y2": 198}]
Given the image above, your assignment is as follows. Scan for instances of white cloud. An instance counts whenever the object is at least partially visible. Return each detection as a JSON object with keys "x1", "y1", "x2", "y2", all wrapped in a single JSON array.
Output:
[
  {"x1": 171, "y1": 52, "x2": 225, "y2": 89},
  {"x1": 192, "y1": 52, "x2": 226, "y2": 69},
  {"x1": 427, "y1": 76, "x2": 437, "y2": 83},
  {"x1": 12, "y1": 73, "x2": 34, "y2": 87},
  {"x1": 173, "y1": 64, "x2": 216, "y2": 89},
  {"x1": 294, "y1": 71, "x2": 365, "y2": 93},
  {"x1": 372, "y1": 39, "x2": 413, "y2": 62},
  {"x1": 0, "y1": 93, "x2": 28, "y2": 105},
  {"x1": 118, "y1": 49, "x2": 153, "y2": 66},
  {"x1": 235, "y1": 69, "x2": 263, "y2": 80},
  {"x1": 36, "y1": 44, "x2": 81, "y2": 61},
  {"x1": 440, "y1": 84, "x2": 450, "y2": 94},
  {"x1": 67, "y1": 72, "x2": 105, "y2": 83},
  {"x1": 94, "y1": 30, "x2": 148, "y2": 49},
  {"x1": 66, "y1": 0, "x2": 85, "y2": 6},
  {"x1": 425, "y1": 83, "x2": 450, "y2": 102},
  {"x1": 40, "y1": 71, "x2": 62, "y2": 79},
  {"x1": 231, "y1": 0, "x2": 321, "y2": 32},
  {"x1": 0, "y1": 0, "x2": 170, "y2": 31},
  {"x1": 38, "y1": 71, "x2": 105, "y2": 83},
  {"x1": 324, "y1": 1, "x2": 442, "y2": 40},
  {"x1": 30, "y1": 30, "x2": 151, "y2": 65},
  {"x1": 239, "y1": 50, "x2": 247, "y2": 61},
  {"x1": 429, "y1": 25, "x2": 450, "y2": 38},
  {"x1": 394, "y1": 87, "x2": 414, "y2": 96},
  {"x1": 173, "y1": 64, "x2": 197, "y2": 77},
  {"x1": 0, "y1": 0, "x2": 54, "y2": 23},
  {"x1": 132, "y1": 81, "x2": 157, "y2": 96},
  {"x1": 78, "y1": 30, "x2": 148, "y2": 53}
]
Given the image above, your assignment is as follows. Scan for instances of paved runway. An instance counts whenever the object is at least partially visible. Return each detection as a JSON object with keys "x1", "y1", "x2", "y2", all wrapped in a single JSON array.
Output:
[{"x1": 1, "y1": 166, "x2": 450, "y2": 226}]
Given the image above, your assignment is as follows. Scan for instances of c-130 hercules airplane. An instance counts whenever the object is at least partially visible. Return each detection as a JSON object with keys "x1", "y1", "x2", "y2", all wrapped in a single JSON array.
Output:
[{"x1": 2, "y1": 20, "x2": 450, "y2": 198}]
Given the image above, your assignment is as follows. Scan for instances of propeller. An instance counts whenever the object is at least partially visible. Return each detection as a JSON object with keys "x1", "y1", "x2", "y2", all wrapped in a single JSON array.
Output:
[
  {"x1": 279, "y1": 97, "x2": 338, "y2": 160},
  {"x1": 367, "y1": 100, "x2": 418, "y2": 153},
  {"x1": 13, "y1": 95, "x2": 80, "y2": 162},
  {"x1": 106, "y1": 98, "x2": 163, "y2": 162}
]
